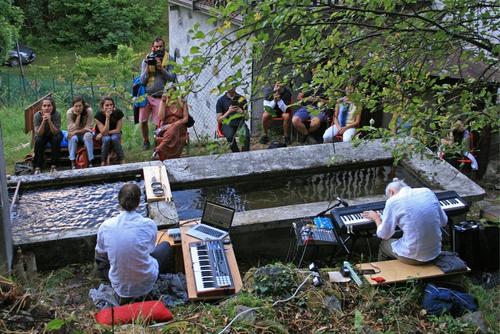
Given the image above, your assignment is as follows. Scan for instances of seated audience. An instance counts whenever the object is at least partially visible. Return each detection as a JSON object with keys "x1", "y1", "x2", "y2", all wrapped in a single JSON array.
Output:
[
  {"x1": 362, "y1": 178, "x2": 448, "y2": 265},
  {"x1": 216, "y1": 87, "x2": 250, "y2": 152},
  {"x1": 67, "y1": 96, "x2": 94, "y2": 169},
  {"x1": 95, "y1": 97, "x2": 125, "y2": 166},
  {"x1": 33, "y1": 97, "x2": 62, "y2": 174},
  {"x1": 440, "y1": 120, "x2": 478, "y2": 171},
  {"x1": 323, "y1": 86, "x2": 361, "y2": 143},
  {"x1": 292, "y1": 82, "x2": 329, "y2": 144},
  {"x1": 152, "y1": 83, "x2": 189, "y2": 160},
  {"x1": 95, "y1": 183, "x2": 173, "y2": 304},
  {"x1": 259, "y1": 82, "x2": 292, "y2": 144}
]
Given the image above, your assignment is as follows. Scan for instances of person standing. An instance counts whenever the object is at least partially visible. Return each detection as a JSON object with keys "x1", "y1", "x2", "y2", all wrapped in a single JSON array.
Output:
[
  {"x1": 67, "y1": 96, "x2": 94, "y2": 169},
  {"x1": 362, "y1": 178, "x2": 448, "y2": 265},
  {"x1": 33, "y1": 97, "x2": 62, "y2": 174},
  {"x1": 139, "y1": 37, "x2": 176, "y2": 150},
  {"x1": 216, "y1": 87, "x2": 250, "y2": 152},
  {"x1": 95, "y1": 183, "x2": 173, "y2": 304},
  {"x1": 94, "y1": 97, "x2": 125, "y2": 166}
]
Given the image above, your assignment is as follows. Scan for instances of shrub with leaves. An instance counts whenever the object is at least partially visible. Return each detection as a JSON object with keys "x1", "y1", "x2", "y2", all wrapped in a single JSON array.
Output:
[{"x1": 253, "y1": 263, "x2": 296, "y2": 297}]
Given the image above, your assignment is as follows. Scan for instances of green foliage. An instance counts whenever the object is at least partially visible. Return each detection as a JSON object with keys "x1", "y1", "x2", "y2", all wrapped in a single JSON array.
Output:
[
  {"x1": 0, "y1": 0, "x2": 24, "y2": 60},
  {"x1": 180, "y1": 0, "x2": 499, "y2": 159},
  {"x1": 253, "y1": 262, "x2": 296, "y2": 297},
  {"x1": 46, "y1": 318, "x2": 65, "y2": 331},
  {"x1": 15, "y1": 0, "x2": 168, "y2": 52}
]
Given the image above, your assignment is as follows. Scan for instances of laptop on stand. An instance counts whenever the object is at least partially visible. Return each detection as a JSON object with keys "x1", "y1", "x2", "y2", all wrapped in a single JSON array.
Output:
[{"x1": 186, "y1": 201, "x2": 236, "y2": 240}]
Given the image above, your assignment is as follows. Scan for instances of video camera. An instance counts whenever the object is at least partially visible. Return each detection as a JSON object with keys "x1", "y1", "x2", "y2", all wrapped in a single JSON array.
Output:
[{"x1": 146, "y1": 49, "x2": 165, "y2": 66}]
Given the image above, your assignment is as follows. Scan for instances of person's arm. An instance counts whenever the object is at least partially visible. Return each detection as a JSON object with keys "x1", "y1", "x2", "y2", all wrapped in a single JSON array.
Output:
[
  {"x1": 332, "y1": 103, "x2": 340, "y2": 127},
  {"x1": 216, "y1": 98, "x2": 235, "y2": 124},
  {"x1": 34, "y1": 112, "x2": 46, "y2": 136},
  {"x1": 140, "y1": 60, "x2": 149, "y2": 84},
  {"x1": 345, "y1": 107, "x2": 361, "y2": 130},
  {"x1": 158, "y1": 98, "x2": 167, "y2": 124},
  {"x1": 375, "y1": 202, "x2": 399, "y2": 240},
  {"x1": 84, "y1": 108, "x2": 94, "y2": 132},
  {"x1": 108, "y1": 118, "x2": 123, "y2": 134},
  {"x1": 67, "y1": 108, "x2": 78, "y2": 134},
  {"x1": 47, "y1": 112, "x2": 61, "y2": 134},
  {"x1": 180, "y1": 99, "x2": 189, "y2": 124},
  {"x1": 95, "y1": 116, "x2": 109, "y2": 136}
]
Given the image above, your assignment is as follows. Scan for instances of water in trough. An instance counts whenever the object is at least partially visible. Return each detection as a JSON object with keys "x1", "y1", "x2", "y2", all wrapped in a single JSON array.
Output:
[{"x1": 10, "y1": 165, "x2": 422, "y2": 238}]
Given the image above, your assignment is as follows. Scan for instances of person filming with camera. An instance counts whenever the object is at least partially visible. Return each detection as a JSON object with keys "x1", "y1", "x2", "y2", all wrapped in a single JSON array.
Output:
[{"x1": 139, "y1": 37, "x2": 176, "y2": 150}]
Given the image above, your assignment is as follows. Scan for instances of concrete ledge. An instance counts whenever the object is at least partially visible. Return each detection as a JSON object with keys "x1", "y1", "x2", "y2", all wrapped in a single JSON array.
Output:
[
  {"x1": 9, "y1": 139, "x2": 486, "y2": 269},
  {"x1": 8, "y1": 161, "x2": 163, "y2": 189},
  {"x1": 164, "y1": 141, "x2": 393, "y2": 187}
]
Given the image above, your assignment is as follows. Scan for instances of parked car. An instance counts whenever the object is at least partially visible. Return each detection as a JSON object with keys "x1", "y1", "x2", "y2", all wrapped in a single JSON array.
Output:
[{"x1": 1, "y1": 44, "x2": 36, "y2": 67}]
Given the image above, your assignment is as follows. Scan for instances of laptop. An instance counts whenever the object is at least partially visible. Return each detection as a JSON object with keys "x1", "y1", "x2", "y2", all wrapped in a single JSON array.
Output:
[{"x1": 186, "y1": 201, "x2": 236, "y2": 240}]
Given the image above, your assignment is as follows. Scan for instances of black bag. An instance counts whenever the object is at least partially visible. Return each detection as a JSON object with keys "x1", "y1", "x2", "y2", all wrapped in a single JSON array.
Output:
[{"x1": 187, "y1": 114, "x2": 195, "y2": 128}]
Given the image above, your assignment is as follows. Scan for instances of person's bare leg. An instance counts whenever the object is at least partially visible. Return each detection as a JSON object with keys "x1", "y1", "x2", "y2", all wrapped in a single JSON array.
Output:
[
  {"x1": 292, "y1": 116, "x2": 308, "y2": 135},
  {"x1": 283, "y1": 113, "x2": 291, "y2": 137},
  {"x1": 262, "y1": 112, "x2": 272, "y2": 136},
  {"x1": 141, "y1": 121, "x2": 149, "y2": 144},
  {"x1": 309, "y1": 117, "x2": 321, "y2": 134}
]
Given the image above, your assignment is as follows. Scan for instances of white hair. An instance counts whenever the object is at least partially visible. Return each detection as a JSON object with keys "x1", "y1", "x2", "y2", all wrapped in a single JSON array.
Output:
[{"x1": 385, "y1": 178, "x2": 408, "y2": 197}]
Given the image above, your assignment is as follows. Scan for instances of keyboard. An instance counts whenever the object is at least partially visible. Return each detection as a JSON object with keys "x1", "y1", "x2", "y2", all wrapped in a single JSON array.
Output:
[
  {"x1": 189, "y1": 240, "x2": 235, "y2": 296},
  {"x1": 331, "y1": 190, "x2": 468, "y2": 234},
  {"x1": 197, "y1": 225, "x2": 224, "y2": 237},
  {"x1": 186, "y1": 223, "x2": 228, "y2": 241}
]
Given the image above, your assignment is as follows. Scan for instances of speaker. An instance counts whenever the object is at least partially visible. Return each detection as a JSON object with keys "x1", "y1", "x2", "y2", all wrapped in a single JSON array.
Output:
[{"x1": 453, "y1": 221, "x2": 499, "y2": 272}]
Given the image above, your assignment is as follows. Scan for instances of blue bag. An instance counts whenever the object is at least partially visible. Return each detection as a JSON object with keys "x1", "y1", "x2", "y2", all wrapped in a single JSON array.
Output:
[
  {"x1": 131, "y1": 75, "x2": 147, "y2": 108},
  {"x1": 422, "y1": 283, "x2": 477, "y2": 316}
]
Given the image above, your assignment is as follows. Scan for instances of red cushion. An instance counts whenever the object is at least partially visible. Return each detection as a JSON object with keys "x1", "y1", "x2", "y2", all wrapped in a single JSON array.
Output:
[{"x1": 95, "y1": 300, "x2": 173, "y2": 326}]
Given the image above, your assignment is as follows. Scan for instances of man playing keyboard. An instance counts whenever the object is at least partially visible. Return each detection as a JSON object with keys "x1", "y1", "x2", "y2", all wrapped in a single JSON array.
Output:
[{"x1": 362, "y1": 178, "x2": 448, "y2": 265}]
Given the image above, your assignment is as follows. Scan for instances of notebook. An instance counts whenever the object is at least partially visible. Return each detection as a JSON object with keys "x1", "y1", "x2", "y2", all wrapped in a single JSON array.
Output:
[{"x1": 186, "y1": 201, "x2": 236, "y2": 241}]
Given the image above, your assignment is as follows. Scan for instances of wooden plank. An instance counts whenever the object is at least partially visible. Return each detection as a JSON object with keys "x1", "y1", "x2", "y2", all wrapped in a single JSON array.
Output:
[
  {"x1": 357, "y1": 260, "x2": 469, "y2": 285},
  {"x1": 179, "y1": 220, "x2": 242, "y2": 301},
  {"x1": 159, "y1": 165, "x2": 172, "y2": 202},
  {"x1": 143, "y1": 166, "x2": 165, "y2": 202}
]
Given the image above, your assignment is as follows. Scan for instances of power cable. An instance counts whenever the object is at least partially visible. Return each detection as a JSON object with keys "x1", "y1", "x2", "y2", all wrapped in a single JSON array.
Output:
[{"x1": 216, "y1": 273, "x2": 313, "y2": 334}]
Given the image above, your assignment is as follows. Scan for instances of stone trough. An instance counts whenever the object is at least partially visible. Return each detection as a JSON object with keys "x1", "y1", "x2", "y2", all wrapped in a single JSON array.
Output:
[{"x1": 7, "y1": 139, "x2": 485, "y2": 269}]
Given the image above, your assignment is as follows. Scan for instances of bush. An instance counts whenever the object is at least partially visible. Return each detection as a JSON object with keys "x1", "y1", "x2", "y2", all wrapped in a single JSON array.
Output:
[{"x1": 16, "y1": 0, "x2": 168, "y2": 52}]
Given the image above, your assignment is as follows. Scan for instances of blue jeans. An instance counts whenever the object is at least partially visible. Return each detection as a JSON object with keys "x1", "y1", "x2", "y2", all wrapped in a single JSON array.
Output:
[
  {"x1": 68, "y1": 132, "x2": 94, "y2": 161},
  {"x1": 101, "y1": 133, "x2": 124, "y2": 162}
]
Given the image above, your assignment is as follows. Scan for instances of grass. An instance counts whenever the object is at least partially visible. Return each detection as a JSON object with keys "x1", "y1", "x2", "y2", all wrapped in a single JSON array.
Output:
[{"x1": 2, "y1": 262, "x2": 498, "y2": 333}]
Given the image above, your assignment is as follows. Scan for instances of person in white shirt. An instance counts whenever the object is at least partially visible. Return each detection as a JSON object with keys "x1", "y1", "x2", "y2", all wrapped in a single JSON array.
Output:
[
  {"x1": 362, "y1": 178, "x2": 448, "y2": 265},
  {"x1": 95, "y1": 183, "x2": 173, "y2": 303}
]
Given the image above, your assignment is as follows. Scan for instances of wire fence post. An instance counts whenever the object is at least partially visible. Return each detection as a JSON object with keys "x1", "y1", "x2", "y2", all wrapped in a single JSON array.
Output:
[{"x1": 90, "y1": 82, "x2": 95, "y2": 111}]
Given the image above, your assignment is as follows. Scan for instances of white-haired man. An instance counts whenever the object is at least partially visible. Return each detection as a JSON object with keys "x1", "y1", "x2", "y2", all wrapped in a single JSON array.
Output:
[{"x1": 362, "y1": 178, "x2": 448, "y2": 265}]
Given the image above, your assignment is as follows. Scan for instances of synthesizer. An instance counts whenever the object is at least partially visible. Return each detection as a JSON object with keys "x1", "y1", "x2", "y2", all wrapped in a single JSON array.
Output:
[
  {"x1": 331, "y1": 190, "x2": 468, "y2": 234},
  {"x1": 296, "y1": 224, "x2": 338, "y2": 246},
  {"x1": 189, "y1": 240, "x2": 235, "y2": 296}
]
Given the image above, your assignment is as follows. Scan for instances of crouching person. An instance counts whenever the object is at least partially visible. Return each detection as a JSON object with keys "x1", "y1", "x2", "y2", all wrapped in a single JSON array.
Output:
[
  {"x1": 95, "y1": 96, "x2": 125, "y2": 166},
  {"x1": 95, "y1": 183, "x2": 174, "y2": 304}
]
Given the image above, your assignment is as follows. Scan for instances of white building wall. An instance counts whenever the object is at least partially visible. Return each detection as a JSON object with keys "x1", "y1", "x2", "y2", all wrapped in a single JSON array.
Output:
[{"x1": 168, "y1": 5, "x2": 252, "y2": 140}]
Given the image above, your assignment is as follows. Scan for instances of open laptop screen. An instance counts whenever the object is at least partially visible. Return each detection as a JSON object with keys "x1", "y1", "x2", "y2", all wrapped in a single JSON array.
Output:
[{"x1": 202, "y1": 201, "x2": 235, "y2": 230}]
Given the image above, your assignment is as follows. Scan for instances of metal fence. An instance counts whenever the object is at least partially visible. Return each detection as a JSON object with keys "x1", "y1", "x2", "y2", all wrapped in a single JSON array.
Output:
[{"x1": 0, "y1": 72, "x2": 133, "y2": 116}]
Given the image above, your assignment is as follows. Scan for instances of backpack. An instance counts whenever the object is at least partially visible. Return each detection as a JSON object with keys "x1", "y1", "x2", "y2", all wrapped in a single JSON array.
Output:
[
  {"x1": 422, "y1": 283, "x2": 477, "y2": 317},
  {"x1": 76, "y1": 147, "x2": 89, "y2": 169}
]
